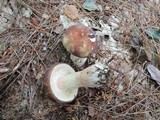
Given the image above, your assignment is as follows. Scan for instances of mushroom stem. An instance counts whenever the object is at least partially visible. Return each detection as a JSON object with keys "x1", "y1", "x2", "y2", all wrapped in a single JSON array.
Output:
[
  {"x1": 70, "y1": 54, "x2": 87, "y2": 67},
  {"x1": 58, "y1": 63, "x2": 103, "y2": 92},
  {"x1": 44, "y1": 62, "x2": 107, "y2": 103}
]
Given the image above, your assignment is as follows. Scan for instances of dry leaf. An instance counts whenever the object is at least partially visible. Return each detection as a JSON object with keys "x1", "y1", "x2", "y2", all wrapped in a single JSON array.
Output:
[
  {"x1": 65, "y1": 106, "x2": 73, "y2": 113},
  {"x1": 88, "y1": 106, "x2": 96, "y2": 117},
  {"x1": 64, "y1": 5, "x2": 79, "y2": 20},
  {"x1": 155, "y1": 55, "x2": 160, "y2": 65},
  {"x1": 31, "y1": 17, "x2": 39, "y2": 26},
  {"x1": 144, "y1": 40, "x2": 153, "y2": 61},
  {"x1": 74, "y1": 99, "x2": 81, "y2": 106},
  {"x1": 130, "y1": 36, "x2": 149, "y2": 63},
  {"x1": 147, "y1": 64, "x2": 160, "y2": 85},
  {"x1": 54, "y1": 25, "x2": 64, "y2": 34},
  {"x1": 50, "y1": 105, "x2": 59, "y2": 111},
  {"x1": 155, "y1": 45, "x2": 160, "y2": 65}
]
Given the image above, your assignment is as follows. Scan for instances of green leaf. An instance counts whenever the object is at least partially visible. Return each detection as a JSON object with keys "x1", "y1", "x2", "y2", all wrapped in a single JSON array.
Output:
[
  {"x1": 82, "y1": 0, "x2": 102, "y2": 11},
  {"x1": 145, "y1": 28, "x2": 160, "y2": 41}
]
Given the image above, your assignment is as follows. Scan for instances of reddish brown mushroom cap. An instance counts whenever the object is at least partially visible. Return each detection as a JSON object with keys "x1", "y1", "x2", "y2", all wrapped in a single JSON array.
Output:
[
  {"x1": 43, "y1": 64, "x2": 63, "y2": 103},
  {"x1": 43, "y1": 63, "x2": 78, "y2": 103},
  {"x1": 62, "y1": 24, "x2": 97, "y2": 58}
]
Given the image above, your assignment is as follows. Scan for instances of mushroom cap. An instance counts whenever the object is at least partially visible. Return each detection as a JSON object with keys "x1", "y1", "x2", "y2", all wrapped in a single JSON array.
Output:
[
  {"x1": 43, "y1": 63, "x2": 78, "y2": 103},
  {"x1": 62, "y1": 24, "x2": 97, "y2": 58}
]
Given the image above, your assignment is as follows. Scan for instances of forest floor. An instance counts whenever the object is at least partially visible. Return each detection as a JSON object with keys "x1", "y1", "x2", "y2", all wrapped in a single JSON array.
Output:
[{"x1": 0, "y1": 0, "x2": 160, "y2": 120}]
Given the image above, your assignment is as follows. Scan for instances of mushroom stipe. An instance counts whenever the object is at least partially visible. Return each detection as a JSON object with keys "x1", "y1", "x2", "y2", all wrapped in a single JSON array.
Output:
[{"x1": 43, "y1": 63, "x2": 105, "y2": 103}]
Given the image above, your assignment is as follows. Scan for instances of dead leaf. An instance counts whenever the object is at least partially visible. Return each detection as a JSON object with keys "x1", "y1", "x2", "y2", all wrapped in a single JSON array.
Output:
[
  {"x1": 154, "y1": 45, "x2": 160, "y2": 65},
  {"x1": 50, "y1": 105, "x2": 59, "y2": 111},
  {"x1": 74, "y1": 99, "x2": 81, "y2": 106},
  {"x1": 52, "y1": 16, "x2": 58, "y2": 22},
  {"x1": 155, "y1": 54, "x2": 160, "y2": 65},
  {"x1": 88, "y1": 106, "x2": 96, "y2": 117},
  {"x1": 147, "y1": 64, "x2": 160, "y2": 85},
  {"x1": 130, "y1": 36, "x2": 149, "y2": 63},
  {"x1": 31, "y1": 17, "x2": 39, "y2": 26},
  {"x1": 65, "y1": 106, "x2": 73, "y2": 113},
  {"x1": 64, "y1": 5, "x2": 79, "y2": 20},
  {"x1": 144, "y1": 40, "x2": 154, "y2": 61},
  {"x1": 130, "y1": 36, "x2": 142, "y2": 49},
  {"x1": 54, "y1": 25, "x2": 64, "y2": 34}
]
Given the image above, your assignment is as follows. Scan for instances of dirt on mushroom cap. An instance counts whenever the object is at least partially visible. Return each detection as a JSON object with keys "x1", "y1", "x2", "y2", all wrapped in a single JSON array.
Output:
[{"x1": 62, "y1": 24, "x2": 97, "y2": 58}]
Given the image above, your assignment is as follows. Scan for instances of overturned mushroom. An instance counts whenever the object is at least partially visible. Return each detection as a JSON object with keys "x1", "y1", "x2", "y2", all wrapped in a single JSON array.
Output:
[
  {"x1": 62, "y1": 24, "x2": 97, "y2": 67},
  {"x1": 43, "y1": 63, "x2": 105, "y2": 103}
]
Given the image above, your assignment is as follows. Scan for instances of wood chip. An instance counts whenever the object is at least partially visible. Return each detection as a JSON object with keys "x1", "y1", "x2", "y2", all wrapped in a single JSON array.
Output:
[
  {"x1": 88, "y1": 106, "x2": 96, "y2": 117},
  {"x1": 64, "y1": 5, "x2": 79, "y2": 20}
]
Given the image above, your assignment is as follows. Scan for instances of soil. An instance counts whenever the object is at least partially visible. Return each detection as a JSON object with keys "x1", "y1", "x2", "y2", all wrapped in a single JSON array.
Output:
[{"x1": 0, "y1": 0, "x2": 160, "y2": 120}]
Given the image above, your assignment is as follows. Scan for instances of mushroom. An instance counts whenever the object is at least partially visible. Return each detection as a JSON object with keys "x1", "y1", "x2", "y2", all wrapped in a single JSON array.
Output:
[
  {"x1": 43, "y1": 63, "x2": 105, "y2": 103},
  {"x1": 62, "y1": 24, "x2": 97, "y2": 67}
]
